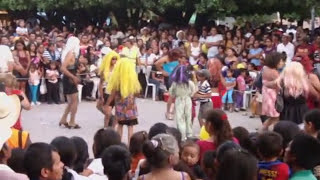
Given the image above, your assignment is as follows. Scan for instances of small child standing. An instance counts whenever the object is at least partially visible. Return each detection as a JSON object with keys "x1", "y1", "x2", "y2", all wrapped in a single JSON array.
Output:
[
  {"x1": 235, "y1": 68, "x2": 247, "y2": 112},
  {"x1": 222, "y1": 69, "x2": 236, "y2": 112},
  {"x1": 181, "y1": 141, "x2": 206, "y2": 179},
  {"x1": 193, "y1": 69, "x2": 212, "y2": 127},
  {"x1": 28, "y1": 63, "x2": 42, "y2": 105},
  {"x1": 169, "y1": 65, "x2": 196, "y2": 140},
  {"x1": 46, "y1": 61, "x2": 60, "y2": 104},
  {"x1": 256, "y1": 132, "x2": 290, "y2": 180}
]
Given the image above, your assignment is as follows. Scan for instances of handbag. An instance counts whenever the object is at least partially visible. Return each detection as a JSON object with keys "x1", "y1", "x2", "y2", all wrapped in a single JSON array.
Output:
[
  {"x1": 40, "y1": 78, "x2": 47, "y2": 95},
  {"x1": 275, "y1": 81, "x2": 284, "y2": 113}
]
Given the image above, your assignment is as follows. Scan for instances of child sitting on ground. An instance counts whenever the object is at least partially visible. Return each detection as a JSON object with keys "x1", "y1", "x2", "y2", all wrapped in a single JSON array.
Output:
[
  {"x1": 180, "y1": 141, "x2": 205, "y2": 179},
  {"x1": 256, "y1": 131, "x2": 290, "y2": 180},
  {"x1": 222, "y1": 69, "x2": 236, "y2": 112},
  {"x1": 193, "y1": 69, "x2": 212, "y2": 127}
]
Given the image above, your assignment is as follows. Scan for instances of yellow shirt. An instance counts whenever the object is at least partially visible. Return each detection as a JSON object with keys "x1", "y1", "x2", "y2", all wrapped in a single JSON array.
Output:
[{"x1": 122, "y1": 46, "x2": 140, "y2": 64}]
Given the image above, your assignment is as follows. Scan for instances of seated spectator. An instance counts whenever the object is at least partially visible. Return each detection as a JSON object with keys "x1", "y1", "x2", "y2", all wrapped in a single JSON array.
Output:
[
  {"x1": 256, "y1": 132, "x2": 290, "y2": 180},
  {"x1": 216, "y1": 148, "x2": 258, "y2": 180},
  {"x1": 139, "y1": 134, "x2": 191, "y2": 180},
  {"x1": 201, "y1": 151, "x2": 217, "y2": 180},
  {"x1": 102, "y1": 145, "x2": 131, "y2": 180},
  {"x1": 70, "y1": 136, "x2": 89, "y2": 174},
  {"x1": 304, "y1": 109, "x2": 320, "y2": 139},
  {"x1": 24, "y1": 142, "x2": 64, "y2": 180},
  {"x1": 7, "y1": 148, "x2": 26, "y2": 174},
  {"x1": 50, "y1": 136, "x2": 89, "y2": 180},
  {"x1": 284, "y1": 134, "x2": 320, "y2": 180},
  {"x1": 130, "y1": 131, "x2": 148, "y2": 175},
  {"x1": 86, "y1": 128, "x2": 121, "y2": 179}
]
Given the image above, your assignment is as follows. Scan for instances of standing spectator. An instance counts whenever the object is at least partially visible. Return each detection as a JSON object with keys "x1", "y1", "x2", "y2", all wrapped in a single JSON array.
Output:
[
  {"x1": 263, "y1": 37, "x2": 276, "y2": 56},
  {"x1": 206, "y1": 27, "x2": 223, "y2": 58},
  {"x1": 46, "y1": 61, "x2": 60, "y2": 104},
  {"x1": 295, "y1": 36, "x2": 312, "y2": 59},
  {"x1": 42, "y1": 43, "x2": 60, "y2": 62},
  {"x1": 235, "y1": 68, "x2": 247, "y2": 111},
  {"x1": 28, "y1": 63, "x2": 42, "y2": 106},
  {"x1": 13, "y1": 39, "x2": 31, "y2": 93},
  {"x1": 222, "y1": 69, "x2": 236, "y2": 112},
  {"x1": 188, "y1": 35, "x2": 201, "y2": 66},
  {"x1": 277, "y1": 33, "x2": 295, "y2": 64},
  {"x1": 248, "y1": 40, "x2": 263, "y2": 68}
]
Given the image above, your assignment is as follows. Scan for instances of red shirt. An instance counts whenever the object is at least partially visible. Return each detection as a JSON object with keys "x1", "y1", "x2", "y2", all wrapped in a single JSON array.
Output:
[{"x1": 197, "y1": 137, "x2": 239, "y2": 161}]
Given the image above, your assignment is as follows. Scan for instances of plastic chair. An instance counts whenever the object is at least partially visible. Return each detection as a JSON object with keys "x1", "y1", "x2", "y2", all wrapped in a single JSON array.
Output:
[
  {"x1": 77, "y1": 84, "x2": 83, "y2": 102},
  {"x1": 144, "y1": 72, "x2": 156, "y2": 101}
]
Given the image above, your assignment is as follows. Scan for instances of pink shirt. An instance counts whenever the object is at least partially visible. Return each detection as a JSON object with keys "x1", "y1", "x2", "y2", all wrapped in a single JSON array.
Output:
[
  {"x1": 237, "y1": 75, "x2": 246, "y2": 92},
  {"x1": 46, "y1": 69, "x2": 59, "y2": 83},
  {"x1": 29, "y1": 70, "x2": 41, "y2": 85}
]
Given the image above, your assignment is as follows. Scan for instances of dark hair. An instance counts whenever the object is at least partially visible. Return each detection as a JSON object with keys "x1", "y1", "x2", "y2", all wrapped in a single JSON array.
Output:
[
  {"x1": 273, "y1": 121, "x2": 300, "y2": 152},
  {"x1": 50, "y1": 136, "x2": 76, "y2": 167},
  {"x1": 216, "y1": 141, "x2": 241, "y2": 162},
  {"x1": 264, "y1": 52, "x2": 283, "y2": 69},
  {"x1": 24, "y1": 143, "x2": 56, "y2": 179},
  {"x1": 129, "y1": 131, "x2": 148, "y2": 156},
  {"x1": 7, "y1": 148, "x2": 26, "y2": 174},
  {"x1": 148, "y1": 123, "x2": 169, "y2": 140},
  {"x1": 206, "y1": 110, "x2": 233, "y2": 147},
  {"x1": 202, "y1": 151, "x2": 217, "y2": 180},
  {"x1": 256, "y1": 132, "x2": 283, "y2": 159},
  {"x1": 216, "y1": 149, "x2": 258, "y2": 180},
  {"x1": 199, "y1": 53, "x2": 208, "y2": 61},
  {"x1": 93, "y1": 128, "x2": 121, "y2": 158},
  {"x1": 232, "y1": 126, "x2": 249, "y2": 148},
  {"x1": 174, "y1": 161, "x2": 197, "y2": 180},
  {"x1": 289, "y1": 134, "x2": 320, "y2": 169},
  {"x1": 14, "y1": 39, "x2": 27, "y2": 51},
  {"x1": 181, "y1": 140, "x2": 200, "y2": 153},
  {"x1": 304, "y1": 109, "x2": 320, "y2": 131},
  {"x1": 70, "y1": 136, "x2": 89, "y2": 173},
  {"x1": 167, "y1": 127, "x2": 182, "y2": 149},
  {"x1": 102, "y1": 145, "x2": 131, "y2": 180}
]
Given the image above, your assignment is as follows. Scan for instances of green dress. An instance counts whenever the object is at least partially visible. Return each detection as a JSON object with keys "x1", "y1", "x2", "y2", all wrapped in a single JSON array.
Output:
[{"x1": 169, "y1": 80, "x2": 196, "y2": 140}]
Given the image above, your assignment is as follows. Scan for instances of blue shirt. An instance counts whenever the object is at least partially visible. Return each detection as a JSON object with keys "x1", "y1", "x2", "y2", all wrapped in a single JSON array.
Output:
[
  {"x1": 163, "y1": 61, "x2": 179, "y2": 75},
  {"x1": 249, "y1": 48, "x2": 263, "y2": 66}
]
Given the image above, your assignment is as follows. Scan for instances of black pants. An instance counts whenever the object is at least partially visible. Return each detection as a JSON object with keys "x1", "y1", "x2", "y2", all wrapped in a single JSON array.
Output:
[{"x1": 47, "y1": 82, "x2": 60, "y2": 103}]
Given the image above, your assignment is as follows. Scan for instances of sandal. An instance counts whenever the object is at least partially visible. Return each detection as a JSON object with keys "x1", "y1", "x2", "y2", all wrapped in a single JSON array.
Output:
[
  {"x1": 69, "y1": 124, "x2": 81, "y2": 129},
  {"x1": 59, "y1": 122, "x2": 70, "y2": 128}
]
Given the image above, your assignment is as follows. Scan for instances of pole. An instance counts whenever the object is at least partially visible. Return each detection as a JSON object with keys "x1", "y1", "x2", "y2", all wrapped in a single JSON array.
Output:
[{"x1": 311, "y1": 6, "x2": 315, "y2": 40}]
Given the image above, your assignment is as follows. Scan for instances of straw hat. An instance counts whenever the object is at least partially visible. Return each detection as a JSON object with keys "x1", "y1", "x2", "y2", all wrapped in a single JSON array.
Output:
[{"x1": 0, "y1": 92, "x2": 21, "y2": 149}]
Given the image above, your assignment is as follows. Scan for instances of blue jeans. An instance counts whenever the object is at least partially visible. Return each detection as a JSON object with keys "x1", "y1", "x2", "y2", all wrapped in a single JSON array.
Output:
[
  {"x1": 148, "y1": 79, "x2": 161, "y2": 97},
  {"x1": 29, "y1": 84, "x2": 39, "y2": 103},
  {"x1": 222, "y1": 89, "x2": 234, "y2": 103}
]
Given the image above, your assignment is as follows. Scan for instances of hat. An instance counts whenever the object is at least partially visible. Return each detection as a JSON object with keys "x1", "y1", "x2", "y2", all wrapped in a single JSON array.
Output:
[
  {"x1": 140, "y1": 27, "x2": 150, "y2": 34},
  {"x1": 197, "y1": 69, "x2": 211, "y2": 79},
  {"x1": 0, "y1": 92, "x2": 21, "y2": 149},
  {"x1": 283, "y1": 33, "x2": 290, "y2": 37},
  {"x1": 176, "y1": 30, "x2": 185, "y2": 39},
  {"x1": 101, "y1": 46, "x2": 112, "y2": 55}
]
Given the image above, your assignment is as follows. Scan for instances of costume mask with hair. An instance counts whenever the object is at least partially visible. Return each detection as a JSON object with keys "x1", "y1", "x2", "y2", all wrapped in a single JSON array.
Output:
[{"x1": 61, "y1": 37, "x2": 80, "y2": 62}]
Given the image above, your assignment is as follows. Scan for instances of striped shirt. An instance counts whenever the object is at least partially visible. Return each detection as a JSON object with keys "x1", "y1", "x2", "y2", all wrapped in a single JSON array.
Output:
[
  {"x1": 198, "y1": 80, "x2": 212, "y2": 103},
  {"x1": 43, "y1": 50, "x2": 61, "y2": 61}
]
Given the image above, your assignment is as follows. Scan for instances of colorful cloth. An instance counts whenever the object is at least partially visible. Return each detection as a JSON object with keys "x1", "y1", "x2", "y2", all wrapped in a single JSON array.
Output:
[
  {"x1": 115, "y1": 93, "x2": 138, "y2": 122},
  {"x1": 258, "y1": 160, "x2": 290, "y2": 180}
]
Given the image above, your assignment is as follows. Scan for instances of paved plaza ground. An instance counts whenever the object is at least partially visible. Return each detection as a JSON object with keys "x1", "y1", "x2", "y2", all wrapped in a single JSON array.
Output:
[{"x1": 22, "y1": 99, "x2": 262, "y2": 155}]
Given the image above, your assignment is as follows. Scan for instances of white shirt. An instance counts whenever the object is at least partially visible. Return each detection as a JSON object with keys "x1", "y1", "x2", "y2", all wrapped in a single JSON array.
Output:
[
  {"x1": 87, "y1": 158, "x2": 108, "y2": 180},
  {"x1": 0, "y1": 45, "x2": 14, "y2": 73},
  {"x1": 277, "y1": 42, "x2": 295, "y2": 64},
  {"x1": 206, "y1": 34, "x2": 223, "y2": 58},
  {"x1": 66, "y1": 168, "x2": 90, "y2": 180},
  {"x1": 16, "y1": 27, "x2": 28, "y2": 35}
]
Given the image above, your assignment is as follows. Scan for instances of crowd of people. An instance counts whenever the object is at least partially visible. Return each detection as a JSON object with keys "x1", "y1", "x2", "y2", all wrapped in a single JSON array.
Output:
[{"x1": 1, "y1": 18, "x2": 320, "y2": 180}]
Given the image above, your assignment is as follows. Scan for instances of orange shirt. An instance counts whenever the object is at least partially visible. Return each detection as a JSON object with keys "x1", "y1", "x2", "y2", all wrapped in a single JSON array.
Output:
[{"x1": 131, "y1": 153, "x2": 145, "y2": 173}]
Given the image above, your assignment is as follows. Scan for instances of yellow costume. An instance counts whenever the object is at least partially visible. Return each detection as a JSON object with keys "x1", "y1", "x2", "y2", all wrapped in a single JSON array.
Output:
[
  {"x1": 99, "y1": 51, "x2": 120, "y2": 82},
  {"x1": 107, "y1": 58, "x2": 141, "y2": 98}
]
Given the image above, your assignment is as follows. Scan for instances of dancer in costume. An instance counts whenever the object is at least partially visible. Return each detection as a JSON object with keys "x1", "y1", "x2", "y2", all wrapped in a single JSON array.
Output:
[
  {"x1": 59, "y1": 37, "x2": 81, "y2": 129},
  {"x1": 106, "y1": 58, "x2": 141, "y2": 142},
  {"x1": 97, "y1": 51, "x2": 120, "y2": 128}
]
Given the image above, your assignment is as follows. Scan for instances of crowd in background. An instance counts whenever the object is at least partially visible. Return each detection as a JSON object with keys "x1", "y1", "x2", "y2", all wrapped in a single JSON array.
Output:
[{"x1": 1, "y1": 18, "x2": 320, "y2": 180}]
